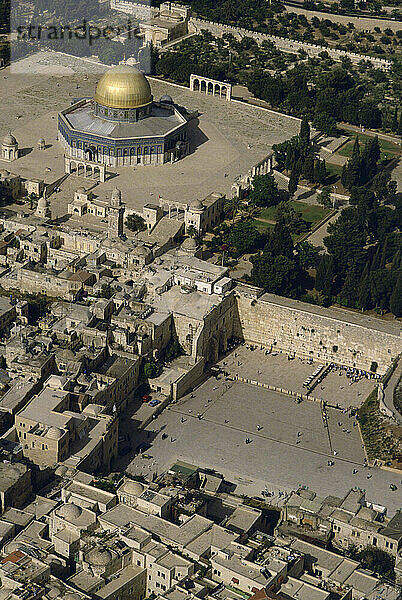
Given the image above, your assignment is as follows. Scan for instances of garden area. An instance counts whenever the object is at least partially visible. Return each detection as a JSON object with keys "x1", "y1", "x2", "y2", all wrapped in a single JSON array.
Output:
[
  {"x1": 253, "y1": 200, "x2": 331, "y2": 238},
  {"x1": 357, "y1": 389, "x2": 401, "y2": 465},
  {"x1": 337, "y1": 132, "x2": 402, "y2": 160}
]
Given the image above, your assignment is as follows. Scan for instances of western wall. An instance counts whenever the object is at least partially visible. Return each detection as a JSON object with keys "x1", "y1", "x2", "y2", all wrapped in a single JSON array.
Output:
[{"x1": 233, "y1": 285, "x2": 401, "y2": 374}]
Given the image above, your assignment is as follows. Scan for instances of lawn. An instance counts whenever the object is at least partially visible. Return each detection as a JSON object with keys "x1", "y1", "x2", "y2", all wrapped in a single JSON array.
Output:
[
  {"x1": 253, "y1": 219, "x2": 274, "y2": 233},
  {"x1": 337, "y1": 133, "x2": 401, "y2": 159},
  {"x1": 325, "y1": 163, "x2": 342, "y2": 182},
  {"x1": 259, "y1": 201, "x2": 330, "y2": 226}
]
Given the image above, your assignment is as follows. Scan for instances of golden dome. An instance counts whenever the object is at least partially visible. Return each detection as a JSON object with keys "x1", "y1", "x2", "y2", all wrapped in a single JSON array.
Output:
[{"x1": 94, "y1": 65, "x2": 152, "y2": 110}]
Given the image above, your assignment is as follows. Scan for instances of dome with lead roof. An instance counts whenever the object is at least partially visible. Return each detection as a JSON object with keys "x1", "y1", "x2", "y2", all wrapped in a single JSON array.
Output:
[
  {"x1": 57, "y1": 503, "x2": 83, "y2": 520},
  {"x1": 87, "y1": 547, "x2": 113, "y2": 566}
]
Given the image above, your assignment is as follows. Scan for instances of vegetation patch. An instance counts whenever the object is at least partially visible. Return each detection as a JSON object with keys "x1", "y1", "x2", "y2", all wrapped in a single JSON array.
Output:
[{"x1": 357, "y1": 389, "x2": 399, "y2": 462}]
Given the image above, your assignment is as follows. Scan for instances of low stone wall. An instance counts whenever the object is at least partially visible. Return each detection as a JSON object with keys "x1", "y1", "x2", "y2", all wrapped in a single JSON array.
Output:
[{"x1": 235, "y1": 374, "x2": 320, "y2": 402}]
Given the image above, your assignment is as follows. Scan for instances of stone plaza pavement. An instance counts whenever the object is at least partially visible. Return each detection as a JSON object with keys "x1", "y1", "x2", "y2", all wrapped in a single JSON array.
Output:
[
  {"x1": 1, "y1": 52, "x2": 302, "y2": 211},
  {"x1": 217, "y1": 346, "x2": 375, "y2": 408},
  {"x1": 123, "y1": 373, "x2": 401, "y2": 515}
]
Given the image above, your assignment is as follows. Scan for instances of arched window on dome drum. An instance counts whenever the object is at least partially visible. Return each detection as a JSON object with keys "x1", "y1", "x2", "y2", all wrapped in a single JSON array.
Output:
[
  {"x1": 131, "y1": 147, "x2": 135, "y2": 154},
  {"x1": 150, "y1": 147, "x2": 155, "y2": 154},
  {"x1": 157, "y1": 146, "x2": 162, "y2": 153},
  {"x1": 137, "y1": 147, "x2": 142, "y2": 154},
  {"x1": 123, "y1": 148, "x2": 128, "y2": 155},
  {"x1": 144, "y1": 146, "x2": 149, "y2": 155}
]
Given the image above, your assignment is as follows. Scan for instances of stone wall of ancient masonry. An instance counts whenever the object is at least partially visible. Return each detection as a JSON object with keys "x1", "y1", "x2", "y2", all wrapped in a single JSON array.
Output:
[{"x1": 234, "y1": 294, "x2": 401, "y2": 374}]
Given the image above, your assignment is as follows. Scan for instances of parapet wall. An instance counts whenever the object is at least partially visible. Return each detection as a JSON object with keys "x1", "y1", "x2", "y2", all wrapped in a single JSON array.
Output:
[{"x1": 234, "y1": 290, "x2": 401, "y2": 374}]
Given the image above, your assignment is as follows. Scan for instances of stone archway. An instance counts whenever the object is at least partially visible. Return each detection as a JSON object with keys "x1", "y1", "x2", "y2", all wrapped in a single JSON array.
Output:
[
  {"x1": 207, "y1": 336, "x2": 219, "y2": 364},
  {"x1": 190, "y1": 74, "x2": 232, "y2": 101}
]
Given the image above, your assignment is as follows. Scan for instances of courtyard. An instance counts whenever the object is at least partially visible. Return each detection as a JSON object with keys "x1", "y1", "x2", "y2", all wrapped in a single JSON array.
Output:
[
  {"x1": 1, "y1": 51, "x2": 301, "y2": 215},
  {"x1": 217, "y1": 345, "x2": 376, "y2": 408},
  {"x1": 121, "y1": 372, "x2": 401, "y2": 515}
]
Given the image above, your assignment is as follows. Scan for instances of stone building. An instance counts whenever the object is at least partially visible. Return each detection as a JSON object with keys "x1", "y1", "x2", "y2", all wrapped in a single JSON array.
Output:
[
  {"x1": 0, "y1": 463, "x2": 32, "y2": 514},
  {"x1": 15, "y1": 374, "x2": 118, "y2": 471},
  {"x1": 58, "y1": 65, "x2": 195, "y2": 168},
  {"x1": 1, "y1": 133, "x2": 19, "y2": 162}
]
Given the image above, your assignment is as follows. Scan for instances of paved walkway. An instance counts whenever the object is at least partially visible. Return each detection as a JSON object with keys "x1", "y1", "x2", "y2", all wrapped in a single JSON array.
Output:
[{"x1": 340, "y1": 123, "x2": 402, "y2": 145}]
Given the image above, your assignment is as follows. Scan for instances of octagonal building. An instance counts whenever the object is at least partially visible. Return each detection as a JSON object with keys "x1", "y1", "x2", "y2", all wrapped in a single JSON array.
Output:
[{"x1": 58, "y1": 65, "x2": 195, "y2": 167}]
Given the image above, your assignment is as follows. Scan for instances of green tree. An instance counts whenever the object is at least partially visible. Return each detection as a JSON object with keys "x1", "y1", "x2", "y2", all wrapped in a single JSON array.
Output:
[
  {"x1": 249, "y1": 174, "x2": 280, "y2": 208},
  {"x1": 391, "y1": 107, "x2": 398, "y2": 133},
  {"x1": 125, "y1": 214, "x2": 146, "y2": 232},
  {"x1": 268, "y1": 219, "x2": 294, "y2": 259},
  {"x1": 299, "y1": 116, "x2": 310, "y2": 148},
  {"x1": 324, "y1": 207, "x2": 366, "y2": 275},
  {"x1": 357, "y1": 547, "x2": 395, "y2": 580},
  {"x1": 251, "y1": 251, "x2": 302, "y2": 297},
  {"x1": 358, "y1": 262, "x2": 372, "y2": 310},
  {"x1": 317, "y1": 186, "x2": 332, "y2": 208},
  {"x1": 144, "y1": 361, "x2": 161, "y2": 379},
  {"x1": 288, "y1": 169, "x2": 299, "y2": 198},
  {"x1": 313, "y1": 159, "x2": 328, "y2": 184},
  {"x1": 361, "y1": 136, "x2": 381, "y2": 183},
  {"x1": 276, "y1": 201, "x2": 309, "y2": 234},
  {"x1": 340, "y1": 259, "x2": 361, "y2": 306},
  {"x1": 390, "y1": 271, "x2": 402, "y2": 317},
  {"x1": 296, "y1": 241, "x2": 320, "y2": 269},
  {"x1": 312, "y1": 111, "x2": 337, "y2": 135},
  {"x1": 227, "y1": 220, "x2": 262, "y2": 257},
  {"x1": 315, "y1": 254, "x2": 334, "y2": 297}
]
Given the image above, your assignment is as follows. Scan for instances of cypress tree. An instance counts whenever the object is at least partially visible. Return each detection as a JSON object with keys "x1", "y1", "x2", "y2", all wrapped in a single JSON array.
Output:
[
  {"x1": 358, "y1": 262, "x2": 372, "y2": 310},
  {"x1": 341, "y1": 141, "x2": 361, "y2": 189},
  {"x1": 299, "y1": 116, "x2": 310, "y2": 148},
  {"x1": 268, "y1": 219, "x2": 294, "y2": 259},
  {"x1": 315, "y1": 254, "x2": 334, "y2": 297},
  {"x1": 398, "y1": 113, "x2": 402, "y2": 137},
  {"x1": 340, "y1": 259, "x2": 361, "y2": 306},
  {"x1": 391, "y1": 108, "x2": 398, "y2": 133},
  {"x1": 371, "y1": 244, "x2": 382, "y2": 271},
  {"x1": 288, "y1": 169, "x2": 299, "y2": 198},
  {"x1": 391, "y1": 249, "x2": 401, "y2": 271},
  {"x1": 390, "y1": 271, "x2": 402, "y2": 317},
  {"x1": 352, "y1": 135, "x2": 360, "y2": 158},
  {"x1": 380, "y1": 236, "x2": 390, "y2": 268}
]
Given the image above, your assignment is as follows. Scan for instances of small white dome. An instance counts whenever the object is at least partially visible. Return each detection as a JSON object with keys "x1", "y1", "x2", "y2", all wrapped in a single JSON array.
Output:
[
  {"x1": 57, "y1": 503, "x2": 83, "y2": 520},
  {"x1": 37, "y1": 197, "x2": 47, "y2": 209},
  {"x1": 47, "y1": 427, "x2": 64, "y2": 440},
  {"x1": 3, "y1": 133, "x2": 18, "y2": 146},
  {"x1": 87, "y1": 547, "x2": 113, "y2": 566},
  {"x1": 182, "y1": 237, "x2": 197, "y2": 251},
  {"x1": 189, "y1": 199, "x2": 203, "y2": 211},
  {"x1": 121, "y1": 480, "x2": 144, "y2": 496}
]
